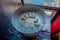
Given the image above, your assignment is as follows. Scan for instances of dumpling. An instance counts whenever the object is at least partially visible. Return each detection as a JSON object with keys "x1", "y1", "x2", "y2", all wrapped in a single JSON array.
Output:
[
  {"x1": 24, "y1": 15, "x2": 27, "y2": 19},
  {"x1": 27, "y1": 13, "x2": 30, "y2": 18},
  {"x1": 34, "y1": 23, "x2": 39, "y2": 27},
  {"x1": 31, "y1": 14, "x2": 36, "y2": 19},
  {"x1": 27, "y1": 13, "x2": 36, "y2": 19},
  {"x1": 34, "y1": 19, "x2": 38, "y2": 23},
  {"x1": 21, "y1": 17, "x2": 26, "y2": 21},
  {"x1": 21, "y1": 15, "x2": 27, "y2": 21}
]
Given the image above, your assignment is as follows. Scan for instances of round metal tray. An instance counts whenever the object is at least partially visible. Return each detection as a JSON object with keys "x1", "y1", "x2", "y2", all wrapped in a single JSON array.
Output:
[{"x1": 11, "y1": 4, "x2": 46, "y2": 35}]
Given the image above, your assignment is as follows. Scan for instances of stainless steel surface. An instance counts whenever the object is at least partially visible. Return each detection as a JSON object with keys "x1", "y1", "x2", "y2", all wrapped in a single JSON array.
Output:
[{"x1": 11, "y1": 4, "x2": 46, "y2": 35}]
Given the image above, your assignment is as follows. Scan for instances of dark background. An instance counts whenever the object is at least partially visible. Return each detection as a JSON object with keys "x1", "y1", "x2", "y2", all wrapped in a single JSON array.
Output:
[{"x1": 0, "y1": 3, "x2": 10, "y2": 40}]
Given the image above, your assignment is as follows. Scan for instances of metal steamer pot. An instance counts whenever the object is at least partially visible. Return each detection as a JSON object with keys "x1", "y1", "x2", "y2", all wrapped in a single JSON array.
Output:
[{"x1": 11, "y1": 4, "x2": 47, "y2": 37}]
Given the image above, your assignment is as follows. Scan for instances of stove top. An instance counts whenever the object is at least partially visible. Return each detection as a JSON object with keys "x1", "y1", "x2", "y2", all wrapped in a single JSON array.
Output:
[
  {"x1": 0, "y1": 10, "x2": 51, "y2": 40},
  {"x1": 6, "y1": 12, "x2": 50, "y2": 40},
  {"x1": 10, "y1": 31, "x2": 50, "y2": 40}
]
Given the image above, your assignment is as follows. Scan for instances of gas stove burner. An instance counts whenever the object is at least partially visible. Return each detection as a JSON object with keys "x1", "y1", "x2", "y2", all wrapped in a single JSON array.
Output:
[
  {"x1": 17, "y1": 34, "x2": 38, "y2": 40},
  {"x1": 18, "y1": 36, "x2": 38, "y2": 40},
  {"x1": 16, "y1": 31, "x2": 50, "y2": 40}
]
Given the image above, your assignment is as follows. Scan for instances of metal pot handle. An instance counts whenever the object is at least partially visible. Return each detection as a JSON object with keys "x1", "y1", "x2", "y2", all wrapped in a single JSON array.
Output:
[
  {"x1": 8, "y1": 27, "x2": 17, "y2": 34},
  {"x1": 50, "y1": 11, "x2": 57, "y2": 20}
]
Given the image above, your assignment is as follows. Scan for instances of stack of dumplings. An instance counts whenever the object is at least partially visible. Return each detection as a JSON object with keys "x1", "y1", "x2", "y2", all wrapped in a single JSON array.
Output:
[{"x1": 21, "y1": 13, "x2": 40, "y2": 29}]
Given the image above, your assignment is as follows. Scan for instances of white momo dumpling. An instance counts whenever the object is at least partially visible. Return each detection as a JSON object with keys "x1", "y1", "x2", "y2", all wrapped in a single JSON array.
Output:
[
  {"x1": 24, "y1": 15, "x2": 27, "y2": 19},
  {"x1": 28, "y1": 13, "x2": 36, "y2": 19},
  {"x1": 27, "y1": 12, "x2": 36, "y2": 19},
  {"x1": 21, "y1": 17, "x2": 26, "y2": 21},
  {"x1": 27, "y1": 13, "x2": 30, "y2": 18},
  {"x1": 21, "y1": 15, "x2": 27, "y2": 21},
  {"x1": 34, "y1": 19, "x2": 38, "y2": 23},
  {"x1": 34, "y1": 23, "x2": 39, "y2": 27}
]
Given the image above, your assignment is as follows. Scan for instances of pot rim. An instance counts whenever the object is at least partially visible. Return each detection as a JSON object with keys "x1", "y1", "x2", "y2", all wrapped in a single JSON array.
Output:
[{"x1": 11, "y1": 4, "x2": 46, "y2": 35}]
